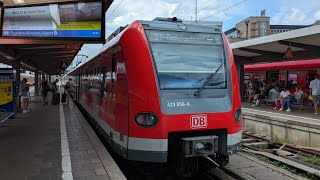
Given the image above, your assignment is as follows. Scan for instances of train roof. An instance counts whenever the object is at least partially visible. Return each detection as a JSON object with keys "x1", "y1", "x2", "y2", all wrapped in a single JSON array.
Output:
[
  {"x1": 244, "y1": 59, "x2": 320, "y2": 71},
  {"x1": 66, "y1": 18, "x2": 224, "y2": 76},
  {"x1": 141, "y1": 18, "x2": 222, "y2": 33}
]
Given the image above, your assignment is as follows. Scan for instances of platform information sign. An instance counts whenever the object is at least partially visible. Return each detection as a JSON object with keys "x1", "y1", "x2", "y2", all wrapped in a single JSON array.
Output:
[{"x1": 2, "y1": 1, "x2": 103, "y2": 39}]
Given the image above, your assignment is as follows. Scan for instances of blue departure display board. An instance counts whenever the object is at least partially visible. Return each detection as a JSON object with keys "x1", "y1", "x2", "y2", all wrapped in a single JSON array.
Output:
[{"x1": 2, "y1": 1, "x2": 103, "y2": 39}]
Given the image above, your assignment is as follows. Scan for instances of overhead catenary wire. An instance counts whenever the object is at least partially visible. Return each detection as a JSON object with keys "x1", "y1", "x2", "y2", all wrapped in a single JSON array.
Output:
[
  {"x1": 171, "y1": 0, "x2": 185, "y2": 14},
  {"x1": 198, "y1": 0, "x2": 217, "y2": 13},
  {"x1": 106, "y1": 0, "x2": 125, "y2": 22},
  {"x1": 200, "y1": 0, "x2": 248, "y2": 21}
]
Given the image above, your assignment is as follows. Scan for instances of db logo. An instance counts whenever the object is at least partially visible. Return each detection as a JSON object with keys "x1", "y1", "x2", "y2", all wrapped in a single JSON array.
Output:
[{"x1": 190, "y1": 114, "x2": 207, "y2": 129}]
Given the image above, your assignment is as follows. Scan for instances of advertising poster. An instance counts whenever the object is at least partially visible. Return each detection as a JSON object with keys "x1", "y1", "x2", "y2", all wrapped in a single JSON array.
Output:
[
  {"x1": 2, "y1": 1, "x2": 102, "y2": 38},
  {"x1": 0, "y1": 82, "x2": 13, "y2": 106}
]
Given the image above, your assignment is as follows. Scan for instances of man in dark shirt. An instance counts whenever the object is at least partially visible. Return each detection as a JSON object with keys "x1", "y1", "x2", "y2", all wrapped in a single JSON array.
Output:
[{"x1": 252, "y1": 82, "x2": 270, "y2": 107}]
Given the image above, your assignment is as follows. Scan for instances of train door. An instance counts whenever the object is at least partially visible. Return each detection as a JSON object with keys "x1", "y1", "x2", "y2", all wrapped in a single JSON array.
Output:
[
  {"x1": 99, "y1": 54, "x2": 116, "y2": 146},
  {"x1": 266, "y1": 71, "x2": 279, "y2": 84},
  {"x1": 87, "y1": 65, "x2": 94, "y2": 110},
  {"x1": 113, "y1": 50, "x2": 129, "y2": 158},
  {"x1": 93, "y1": 61, "x2": 100, "y2": 119},
  {"x1": 110, "y1": 54, "x2": 117, "y2": 144},
  {"x1": 98, "y1": 55, "x2": 115, "y2": 141},
  {"x1": 279, "y1": 71, "x2": 287, "y2": 89}
]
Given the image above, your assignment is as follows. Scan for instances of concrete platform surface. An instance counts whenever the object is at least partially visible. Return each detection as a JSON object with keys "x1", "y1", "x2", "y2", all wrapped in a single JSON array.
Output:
[
  {"x1": 0, "y1": 95, "x2": 125, "y2": 180},
  {"x1": 242, "y1": 102, "x2": 320, "y2": 148},
  {"x1": 242, "y1": 102, "x2": 320, "y2": 125}
]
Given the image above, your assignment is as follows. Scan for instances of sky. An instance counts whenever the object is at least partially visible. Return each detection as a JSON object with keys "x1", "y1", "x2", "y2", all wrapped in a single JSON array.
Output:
[{"x1": 72, "y1": 0, "x2": 320, "y2": 68}]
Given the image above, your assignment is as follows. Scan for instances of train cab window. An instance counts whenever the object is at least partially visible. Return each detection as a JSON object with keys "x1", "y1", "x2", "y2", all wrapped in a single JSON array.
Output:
[
  {"x1": 145, "y1": 30, "x2": 226, "y2": 89},
  {"x1": 288, "y1": 73, "x2": 298, "y2": 88}
]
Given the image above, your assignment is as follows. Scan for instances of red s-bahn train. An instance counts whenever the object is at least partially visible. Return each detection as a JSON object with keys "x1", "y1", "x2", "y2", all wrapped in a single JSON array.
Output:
[
  {"x1": 244, "y1": 59, "x2": 320, "y2": 92},
  {"x1": 66, "y1": 18, "x2": 242, "y2": 177}
]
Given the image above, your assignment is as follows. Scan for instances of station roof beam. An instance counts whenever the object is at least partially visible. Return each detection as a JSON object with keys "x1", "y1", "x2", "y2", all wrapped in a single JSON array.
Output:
[{"x1": 231, "y1": 25, "x2": 320, "y2": 64}]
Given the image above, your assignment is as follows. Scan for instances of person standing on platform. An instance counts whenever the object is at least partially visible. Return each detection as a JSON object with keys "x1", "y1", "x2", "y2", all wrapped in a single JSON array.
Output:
[
  {"x1": 65, "y1": 78, "x2": 75, "y2": 104},
  {"x1": 20, "y1": 78, "x2": 30, "y2": 113},
  {"x1": 51, "y1": 79, "x2": 59, "y2": 94},
  {"x1": 40, "y1": 80, "x2": 50, "y2": 106},
  {"x1": 309, "y1": 74, "x2": 320, "y2": 115}
]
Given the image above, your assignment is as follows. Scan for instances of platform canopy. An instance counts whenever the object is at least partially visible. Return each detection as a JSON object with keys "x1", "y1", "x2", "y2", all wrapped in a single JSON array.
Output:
[
  {"x1": 0, "y1": 44, "x2": 84, "y2": 74},
  {"x1": 231, "y1": 25, "x2": 320, "y2": 64},
  {"x1": 0, "y1": 0, "x2": 113, "y2": 75}
]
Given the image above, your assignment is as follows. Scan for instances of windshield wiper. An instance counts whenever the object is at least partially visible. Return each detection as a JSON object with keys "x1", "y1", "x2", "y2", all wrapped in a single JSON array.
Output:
[{"x1": 193, "y1": 63, "x2": 224, "y2": 96}]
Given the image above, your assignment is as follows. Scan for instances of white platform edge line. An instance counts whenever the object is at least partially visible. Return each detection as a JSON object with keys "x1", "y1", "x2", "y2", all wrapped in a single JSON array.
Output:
[
  {"x1": 242, "y1": 108, "x2": 320, "y2": 122},
  {"x1": 60, "y1": 103, "x2": 74, "y2": 180}
]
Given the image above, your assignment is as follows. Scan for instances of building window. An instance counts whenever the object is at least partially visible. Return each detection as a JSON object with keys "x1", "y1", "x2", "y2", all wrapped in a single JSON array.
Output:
[{"x1": 260, "y1": 21, "x2": 267, "y2": 37}]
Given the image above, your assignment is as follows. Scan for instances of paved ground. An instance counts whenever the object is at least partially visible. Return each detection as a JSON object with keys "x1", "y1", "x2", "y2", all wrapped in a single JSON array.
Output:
[
  {"x1": 0, "y1": 97, "x2": 62, "y2": 180},
  {"x1": 0, "y1": 94, "x2": 125, "y2": 180}
]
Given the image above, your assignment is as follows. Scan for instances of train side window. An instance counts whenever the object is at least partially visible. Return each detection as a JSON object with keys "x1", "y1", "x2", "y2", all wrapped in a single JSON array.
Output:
[
  {"x1": 288, "y1": 73, "x2": 298, "y2": 88},
  {"x1": 100, "y1": 66, "x2": 107, "y2": 98},
  {"x1": 112, "y1": 54, "x2": 116, "y2": 83}
]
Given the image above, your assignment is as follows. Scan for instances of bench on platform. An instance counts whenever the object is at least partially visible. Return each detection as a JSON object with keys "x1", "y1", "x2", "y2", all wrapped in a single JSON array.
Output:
[
  {"x1": 261, "y1": 90, "x2": 279, "y2": 106},
  {"x1": 0, "y1": 109, "x2": 14, "y2": 127},
  {"x1": 291, "y1": 94, "x2": 312, "y2": 111}
]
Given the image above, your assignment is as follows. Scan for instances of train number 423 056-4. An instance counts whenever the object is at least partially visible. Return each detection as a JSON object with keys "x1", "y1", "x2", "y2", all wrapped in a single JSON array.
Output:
[{"x1": 167, "y1": 102, "x2": 191, "y2": 108}]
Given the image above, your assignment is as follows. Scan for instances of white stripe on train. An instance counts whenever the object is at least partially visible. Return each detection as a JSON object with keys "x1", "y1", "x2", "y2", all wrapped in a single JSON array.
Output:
[{"x1": 81, "y1": 102, "x2": 242, "y2": 152}]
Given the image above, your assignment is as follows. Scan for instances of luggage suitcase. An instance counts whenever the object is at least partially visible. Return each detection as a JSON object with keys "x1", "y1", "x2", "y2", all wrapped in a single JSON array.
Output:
[
  {"x1": 61, "y1": 93, "x2": 67, "y2": 103},
  {"x1": 52, "y1": 93, "x2": 60, "y2": 105}
]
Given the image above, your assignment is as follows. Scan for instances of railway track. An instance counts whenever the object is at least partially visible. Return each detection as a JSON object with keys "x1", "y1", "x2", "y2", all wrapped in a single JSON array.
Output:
[
  {"x1": 205, "y1": 167, "x2": 246, "y2": 180},
  {"x1": 242, "y1": 131, "x2": 320, "y2": 179},
  {"x1": 243, "y1": 132, "x2": 320, "y2": 157}
]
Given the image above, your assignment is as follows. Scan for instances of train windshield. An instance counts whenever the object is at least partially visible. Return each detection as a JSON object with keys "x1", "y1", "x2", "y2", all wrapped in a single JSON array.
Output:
[{"x1": 146, "y1": 30, "x2": 226, "y2": 90}]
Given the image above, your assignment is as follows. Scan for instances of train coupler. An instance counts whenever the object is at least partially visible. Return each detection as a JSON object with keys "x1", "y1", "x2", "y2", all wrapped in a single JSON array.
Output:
[{"x1": 182, "y1": 135, "x2": 219, "y2": 158}]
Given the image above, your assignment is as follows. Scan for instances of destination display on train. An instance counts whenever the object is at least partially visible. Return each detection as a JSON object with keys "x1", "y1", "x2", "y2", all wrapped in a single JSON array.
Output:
[
  {"x1": 147, "y1": 30, "x2": 223, "y2": 45},
  {"x1": 2, "y1": 1, "x2": 102, "y2": 38}
]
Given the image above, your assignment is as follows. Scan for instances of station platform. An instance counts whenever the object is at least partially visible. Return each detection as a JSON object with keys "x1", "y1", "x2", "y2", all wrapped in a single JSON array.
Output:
[
  {"x1": 242, "y1": 102, "x2": 320, "y2": 120},
  {"x1": 0, "y1": 95, "x2": 126, "y2": 180},
  {"x1": 241, "y1": 102, "x2": 320, "y2": 148}
]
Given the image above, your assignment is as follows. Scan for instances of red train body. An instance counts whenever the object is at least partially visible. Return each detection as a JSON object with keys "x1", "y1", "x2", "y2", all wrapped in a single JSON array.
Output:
[
  {"x1": 67, "y1": 18, "x2": 241, "y2": 175},
  {"x1": 244, "y1": 59, "x2": 320, "y2": 92}
]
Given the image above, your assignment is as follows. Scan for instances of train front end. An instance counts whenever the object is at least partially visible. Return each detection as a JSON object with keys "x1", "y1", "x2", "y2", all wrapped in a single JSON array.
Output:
[{"x1": 124, "y1": 18, "x2": 241, "y2": 177}]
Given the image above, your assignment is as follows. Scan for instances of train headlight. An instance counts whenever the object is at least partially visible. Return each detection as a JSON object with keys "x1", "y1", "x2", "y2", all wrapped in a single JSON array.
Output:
[
  {"x1": 234, "y1": 109, "x2": 242, "y2": 123},
  {"x1": 135, "y1": 113, "x2": 159, "y2": 128}
]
